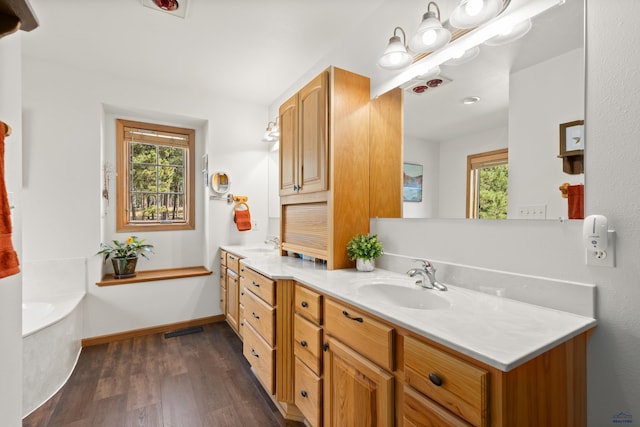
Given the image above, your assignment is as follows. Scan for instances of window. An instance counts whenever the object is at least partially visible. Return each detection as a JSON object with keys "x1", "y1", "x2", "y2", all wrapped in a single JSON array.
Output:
[
  {"x1": 116, "y1": 119, "x2": 195, "y2": 231},
  {"x1": 466, "y1": 148, "x2": 508, "y2": 219}
]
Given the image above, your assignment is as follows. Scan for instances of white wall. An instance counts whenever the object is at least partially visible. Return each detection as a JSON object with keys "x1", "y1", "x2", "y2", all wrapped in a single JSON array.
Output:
[
  {"x1": 438, "y1": 126, "x2": 507, "y2": 218},
  {"x1": 403, "y1": 135, "x2": 439, "y2": 218},
  {"x1": 0, "y1": 34, "x2": 23, "y2": 427},
  {"x1": 509, "y1": 48, "x2": 585, "y2": 219},
  {"x1": 374, "y1": 1, "x2": 640, "y2": 424},
  {"x1": 22, "y1": 56, "x2": 271, "y2": 338}
]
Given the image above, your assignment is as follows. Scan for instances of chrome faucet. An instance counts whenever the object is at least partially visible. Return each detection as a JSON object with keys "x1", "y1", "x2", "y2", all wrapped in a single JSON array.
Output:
[
  {"x1": 264, "y1": 236, "x2": 280, "y2": 249},
  {"x1": 407, "y1": 259, "x2": 447, "y2": 291}
]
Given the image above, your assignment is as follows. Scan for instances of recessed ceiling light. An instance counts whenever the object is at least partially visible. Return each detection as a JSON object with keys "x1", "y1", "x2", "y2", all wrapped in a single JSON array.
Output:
[{"x1": 463, "y1": 96, "x2": 481, "y2": 105}]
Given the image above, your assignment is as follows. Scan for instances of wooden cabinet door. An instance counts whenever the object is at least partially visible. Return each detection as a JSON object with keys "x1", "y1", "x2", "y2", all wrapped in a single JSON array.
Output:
[
  {"x1": 298, "y1": 71, "x2": 328, "y2": 194},
  {"x1": 279, "y1": 93, "x2": 298, "y2": 196},
  {"x1": 323, "y1": 336, "x2": 394, "y2": 427},
  {"x1": 226, "y1": 270, "x2": 239, "y2": 332},
  {"x1": 219, "y1": 266, "x2": 227, "y2": 315}
]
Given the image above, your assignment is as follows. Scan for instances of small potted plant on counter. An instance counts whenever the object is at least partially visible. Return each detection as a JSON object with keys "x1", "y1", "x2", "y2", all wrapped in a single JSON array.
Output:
[
  {"x1": 346, "y1": 233, "x2": 383, "y2": 272},
  {"x1": 97, "y1": 236, "x2": 154, "y2": 279}
]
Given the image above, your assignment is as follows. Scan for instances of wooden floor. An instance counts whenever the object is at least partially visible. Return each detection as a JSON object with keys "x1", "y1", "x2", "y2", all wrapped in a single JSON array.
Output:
[{"x1": 23, "y1": 322, "x2": 304, "y2": 427}]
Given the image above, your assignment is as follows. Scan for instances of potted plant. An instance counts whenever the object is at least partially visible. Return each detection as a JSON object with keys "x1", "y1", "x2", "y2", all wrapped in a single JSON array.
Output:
[
  {"x1": 346, "y1": 233, "x2": 383, "y2": 272},
  {"x1": 97, "y1": 236, "x2": 154, "y2": 279}
]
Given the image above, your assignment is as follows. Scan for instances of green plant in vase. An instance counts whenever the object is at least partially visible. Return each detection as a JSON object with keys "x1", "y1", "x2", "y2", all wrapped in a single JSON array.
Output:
[
  {"x1": 97, "y1": 236, "x2": 154, "y2": 279},
  {"x1": 346, "y1": 233, "x2": 383, "y2": 272}
]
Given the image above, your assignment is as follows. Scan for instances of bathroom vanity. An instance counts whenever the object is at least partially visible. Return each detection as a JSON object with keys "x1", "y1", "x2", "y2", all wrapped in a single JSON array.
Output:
[{"x1": 220, "y1": 246, "x2": 596, "y2": 427}]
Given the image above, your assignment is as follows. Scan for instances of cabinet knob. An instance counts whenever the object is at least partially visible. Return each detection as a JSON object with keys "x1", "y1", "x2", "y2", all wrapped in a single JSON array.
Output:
[
  {"x1": 323, "y1": 342, "x2": 329, "y2": 352},
  {"x1": 300, "y1": 390, "x2": 308, "y2": 398},
  {"x1": 429, "y1": 373, "x2": 443, "y2": 387},
  {"x1": 300, "y1": 340, "x2": 307, "y2": 347},
  {"x1": 301, "y1": 301, "x2": 308, "y2": 308}
]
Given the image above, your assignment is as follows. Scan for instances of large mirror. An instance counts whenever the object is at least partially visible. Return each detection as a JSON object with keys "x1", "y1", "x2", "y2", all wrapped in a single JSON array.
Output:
[{"x1": 399, "y1": 0, "x2": 584, "y2": 219}]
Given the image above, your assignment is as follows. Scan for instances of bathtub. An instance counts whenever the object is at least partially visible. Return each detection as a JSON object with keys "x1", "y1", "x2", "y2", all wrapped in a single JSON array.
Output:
[{"x1": 22, "y1": 293, "x2": 85, "y2": 418}]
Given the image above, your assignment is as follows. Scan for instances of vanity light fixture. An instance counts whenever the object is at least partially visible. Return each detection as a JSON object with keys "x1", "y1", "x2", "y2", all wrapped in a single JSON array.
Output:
[
  {"x1": 371, "y1": 0, "x2": 564, "y2": 99},
  {"x1": 484, "y1": 17, "x2": 532, "y2": 46},
  {"x1": 409, "y1": 2, "x2": 451, "y2": 53},
  {"x1": 262, "y1": 120, "x2": 279, "y2": 142},
  {"x1": 378, "y1": 27, "x2": 413, "y2": 70},
  {"x1": 449, "y1": 0, "x2": 503, "y2": 29}
]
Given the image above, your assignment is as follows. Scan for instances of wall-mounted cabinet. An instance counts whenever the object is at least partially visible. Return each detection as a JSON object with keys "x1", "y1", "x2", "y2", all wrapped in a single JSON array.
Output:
[
  {"x1": 279, "y1": 66, "x2": 400, "y2": 269},
  {"x1": 279, "y1": 72, "x2": 328, "y2": 196}
]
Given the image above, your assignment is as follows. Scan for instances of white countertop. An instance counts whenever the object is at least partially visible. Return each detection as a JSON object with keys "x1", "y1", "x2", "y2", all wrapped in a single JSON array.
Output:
[{"x1": 222, "y1": 245, "x2": 597, "y2": 372}]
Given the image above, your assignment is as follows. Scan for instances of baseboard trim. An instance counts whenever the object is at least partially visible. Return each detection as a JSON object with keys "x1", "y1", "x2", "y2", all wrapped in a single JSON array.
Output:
[{"x1": 81, "y1": 315, "x2": 225, "y2": 347}]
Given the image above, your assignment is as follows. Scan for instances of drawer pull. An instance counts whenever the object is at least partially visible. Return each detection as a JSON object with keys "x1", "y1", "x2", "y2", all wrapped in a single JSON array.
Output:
[
  {"x1": 251, "y1": 312, "x2": 260, "y2": 320},
  {"x1": 250, "y1": 348, "x2": 260, "y2": 358},
  {"x1": 429, "y1": 373, "x2": 443, "y2": 387},
  {"x1": 300, "y1": 390, "x2": 308, "y2": 398},
  {"x1": 301, "y1": 301, "x2": 308, "y2": 308},
  {"x1": 300, "y1": 340, "x2": 308, "y2": 347},
  {"x1": 251, "y1": 281, "x2": 260, "y2": 288},
  {"x1": 342, "y1": 310, "x2": 364, "y2": 323}
]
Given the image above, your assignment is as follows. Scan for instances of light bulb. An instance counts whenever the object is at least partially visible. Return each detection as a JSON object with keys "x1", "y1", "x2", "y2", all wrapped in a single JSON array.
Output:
[
  {"x1": 421, "y1": 29, "x2": 437, "y2": 46},
  {"x1": 465, "y1": 0, "x2": 483, "y2": 17}
]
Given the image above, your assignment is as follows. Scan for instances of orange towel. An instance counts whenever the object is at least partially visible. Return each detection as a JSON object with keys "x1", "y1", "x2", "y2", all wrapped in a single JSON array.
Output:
[
  {"x1": 568, "y1": 184, "x2": 584, "y2": 220},
  {"x1": 0, "y1": 125, "x2": 20, "y2": 279},
  {"x1": 234, "y1": 203, "x2": 252, "y2": 232}
]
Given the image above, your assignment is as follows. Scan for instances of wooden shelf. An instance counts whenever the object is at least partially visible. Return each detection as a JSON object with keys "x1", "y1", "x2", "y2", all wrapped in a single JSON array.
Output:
[
  {"x1": 97, "y1": 265, "x2": 211, "y2": 287},
  {"x1": 0, "y1": 0, "x2": 39, "y2": 35}
]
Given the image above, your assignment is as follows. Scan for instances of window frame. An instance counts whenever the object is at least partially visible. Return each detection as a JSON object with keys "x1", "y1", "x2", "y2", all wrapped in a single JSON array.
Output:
[
  {"x1": 116, "y1": 119, "x2": 196, "y2": 232},
  {"x1": 466, "y1": 148, "x2": 508, "y2": 219}
]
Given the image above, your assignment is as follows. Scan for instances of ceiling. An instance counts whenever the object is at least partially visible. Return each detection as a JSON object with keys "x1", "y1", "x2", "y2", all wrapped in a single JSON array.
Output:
[
  {"x1": 20, "y1": 0, "x2": 583, "y2": 140},
  {"x1": 21, "y1": 0, "x2": 387, "y2": 105}
]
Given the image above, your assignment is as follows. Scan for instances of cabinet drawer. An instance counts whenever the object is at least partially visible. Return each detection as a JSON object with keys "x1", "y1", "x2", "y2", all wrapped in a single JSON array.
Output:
[
  {"x1": 404, "y1": 336, "x2": 488, "y2": 427},
  {"x1": 243, "y1": 323, "x2": 275, "y2": 395},
  {"x1": 226, "y1": 252, "x2": 241, "y2": 273},
  {"x1": 244, "y1": 289, "x2": 275, "y2": 346},
  {"x1": 220, "y1": 250, "x2": 227, "y2": 267},
  {"x1": 294, "y1": 357, "x2": 322, "y2": 427},
  {"x1": 404, "y1": 384, "x2": 473, "y2": 427},
  {"x1": 295, "y1": 284, "x2": 322, "y2": 324},
  {"x1": 294, "y1": 313, "x2": 323, "y2": 376},
  {"x1": 239, "y1": 265, "x2": 276, "y2": 306},
  {"x1": 324, "y1": 298, "x2": 394, "y2": 372}
]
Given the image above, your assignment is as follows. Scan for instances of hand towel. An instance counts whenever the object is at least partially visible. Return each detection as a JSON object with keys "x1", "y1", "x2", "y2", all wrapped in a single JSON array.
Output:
[
  {"x1": 234, "y1": 202, "x2": 252, "y2": 232},
  {"x1": 0, "y1": 124, "x2": 20, "y2": 279},
  {"x1": 568, "y1": 184, "x2": 584, "y2": 220}
]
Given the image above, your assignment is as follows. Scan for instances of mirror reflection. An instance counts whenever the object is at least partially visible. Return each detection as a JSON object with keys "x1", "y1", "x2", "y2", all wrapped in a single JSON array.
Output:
[{"x1": 400, "y1": 0, "x2": 584, "y2": 219}]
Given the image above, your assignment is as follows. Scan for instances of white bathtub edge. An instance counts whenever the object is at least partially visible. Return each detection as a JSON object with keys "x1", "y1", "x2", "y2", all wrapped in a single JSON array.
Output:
[
  {"x1": 21, "y1": 346, "x2": 82, "y2": 420},
  {"x1": 22, "y1": 292, "x2": 85, "y2": 337}
]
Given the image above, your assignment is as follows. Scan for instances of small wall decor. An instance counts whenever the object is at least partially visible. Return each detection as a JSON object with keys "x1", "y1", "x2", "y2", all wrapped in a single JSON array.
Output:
[
  {"x1": 558, "y1": 120, "x2": 584, "y2": 174},
  {"x1": 403, "y1": 163, "x2": 423, "y2": 202}
]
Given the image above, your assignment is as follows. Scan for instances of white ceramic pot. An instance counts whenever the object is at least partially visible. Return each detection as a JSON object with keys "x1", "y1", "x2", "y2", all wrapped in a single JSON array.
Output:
[{"x1": 356, "y1": 258, "x2": 375, "y2": 272}]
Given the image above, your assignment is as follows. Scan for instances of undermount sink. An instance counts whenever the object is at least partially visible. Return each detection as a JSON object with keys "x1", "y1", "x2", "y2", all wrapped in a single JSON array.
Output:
[
  {"x1": 357, "y1": 283, "x2": 451, "y2": 310},
  {"x1": 243, "y1": 247, "x2": 278, "y2": 254}
]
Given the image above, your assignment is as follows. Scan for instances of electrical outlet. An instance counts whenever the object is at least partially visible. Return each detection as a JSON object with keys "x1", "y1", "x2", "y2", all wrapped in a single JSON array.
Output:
[
  {"x1": 518, "y1": 204, "x2": 546, "y2": 220},
  {"x1": 252, "y1": 220, "x2": 259, "y2": 230},
  {"x1": 585, "y1": 230, "x2": 616, "y2": 267}
]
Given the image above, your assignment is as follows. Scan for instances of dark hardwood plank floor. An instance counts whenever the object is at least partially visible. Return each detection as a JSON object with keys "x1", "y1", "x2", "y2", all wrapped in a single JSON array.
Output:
[{"x1": 23, "y1": 322, "x2": 304, "y2": 427}]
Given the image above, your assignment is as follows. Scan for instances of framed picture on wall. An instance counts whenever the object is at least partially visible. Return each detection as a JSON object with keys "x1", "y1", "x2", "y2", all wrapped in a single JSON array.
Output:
[
  {"x1": 559, "y1": 120, "x2": 585, "y2": 155},
  {"x1": 403, "y1": 163, "x2": 423, "y2": 202}
]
